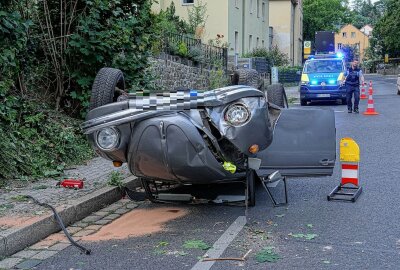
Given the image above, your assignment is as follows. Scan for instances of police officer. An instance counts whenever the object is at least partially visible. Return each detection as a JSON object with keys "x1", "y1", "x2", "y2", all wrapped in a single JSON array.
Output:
[{"x1": 344, "y1": 59, "x2": 364, "y2": 113}]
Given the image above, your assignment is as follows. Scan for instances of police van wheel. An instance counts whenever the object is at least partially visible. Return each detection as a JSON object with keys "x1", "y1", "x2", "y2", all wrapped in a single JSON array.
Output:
[{"x1": 300, "y1": 99, "x2": 307, "y2": 106}]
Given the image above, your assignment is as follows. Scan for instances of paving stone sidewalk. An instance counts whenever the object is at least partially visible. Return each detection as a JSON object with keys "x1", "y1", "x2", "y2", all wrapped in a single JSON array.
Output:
[
  {"x1": 0, "y1": 157, "x2": 131, "y2": 233},
  {"x1": 0, "y1": 199, "x2": 142, "y2": 269}
]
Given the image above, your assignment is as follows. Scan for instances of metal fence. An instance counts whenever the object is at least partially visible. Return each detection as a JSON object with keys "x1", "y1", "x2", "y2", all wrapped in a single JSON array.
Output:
[
  {"x1": 162, "y1": 32, "x2": 228, "y2": 71},
  {"x1": 278, "y1": 68, "x2": 302, "y2": 83}
]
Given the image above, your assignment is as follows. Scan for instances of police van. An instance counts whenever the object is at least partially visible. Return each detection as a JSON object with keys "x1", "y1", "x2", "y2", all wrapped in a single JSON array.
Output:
[{"x1": 300, "y1": 54, "x2": 346, "y2": 106}]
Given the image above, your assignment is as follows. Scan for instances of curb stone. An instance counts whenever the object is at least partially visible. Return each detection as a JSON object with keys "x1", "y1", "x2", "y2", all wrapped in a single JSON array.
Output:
[{"x1": 0, "y1": 176, "x2": 140, "y2": 258}]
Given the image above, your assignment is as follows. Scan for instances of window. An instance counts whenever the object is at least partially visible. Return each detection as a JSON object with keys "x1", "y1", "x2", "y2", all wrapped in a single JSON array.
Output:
[
  {"x1": 249, "y1": 35, "x2": 253, "y2": 51},
  {"x1": 262, "y1": 40, "x2": 265, "y2": 47},
  {"x1": 256, "y1": 37, "x2": 259, "y2": 47},
  {"x1": 262, "y1": 2, "x2": 266, "y2": 21},
  {"x1": 338, "y1": 43, "x2": 342, "y2": 50},
  {"x1": 182, "y1": 0, "x2": 194, "y2": 5},
  {"x1": 257, "y1": 0, "x2": 260, "y2": 17},
  {"x1": 351, "y1": 32, "x2": 356, "y2": 38},
  {"x1": 250, "y1": 0, "x2": 254, "y2": 14},
  {"x1": 342, "y1": 32, "x2": 347, "y2": 38}
]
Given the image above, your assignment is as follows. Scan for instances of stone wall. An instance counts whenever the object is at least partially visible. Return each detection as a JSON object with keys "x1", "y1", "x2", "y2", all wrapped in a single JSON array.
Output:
[{"x1": 148, "y1": 55, "x2": 214, "y2": 91}]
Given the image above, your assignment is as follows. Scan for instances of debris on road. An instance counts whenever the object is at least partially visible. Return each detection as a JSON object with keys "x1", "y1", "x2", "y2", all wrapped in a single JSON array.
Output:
[
  {"x1": 288, "y1": 233, "x2": 318, "y2": 240},
  {"x1": 202, "y1": 249, "x2": 252, "y2": 262}
]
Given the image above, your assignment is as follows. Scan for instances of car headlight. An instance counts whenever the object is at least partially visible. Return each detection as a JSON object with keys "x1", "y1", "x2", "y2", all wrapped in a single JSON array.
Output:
[
  {"x1": 224, "y1": 103, "x2": 250, "y2": 126},
  {"x1": 96, "y1": 127, "x2": 120, "y2": 150}
]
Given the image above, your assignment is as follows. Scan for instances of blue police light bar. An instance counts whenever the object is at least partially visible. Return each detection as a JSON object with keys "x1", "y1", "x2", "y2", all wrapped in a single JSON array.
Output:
[
  {"x1": 328, "y1": 79, "x2": 336, "y2": 84},
  {"x1": 311, "y1": 80, "x2": 318, "y2": 85},
  {"x1": 336, "y1": 52, "x2": 344, "y2": 59}
]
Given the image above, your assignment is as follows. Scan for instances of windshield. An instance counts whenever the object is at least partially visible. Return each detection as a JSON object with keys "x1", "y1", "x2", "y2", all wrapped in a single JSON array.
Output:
[{"x1": 303, "y1": 59, "x2": 344, "y2": 74}]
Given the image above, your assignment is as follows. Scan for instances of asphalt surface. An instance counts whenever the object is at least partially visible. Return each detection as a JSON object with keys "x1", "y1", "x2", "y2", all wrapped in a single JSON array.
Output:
[{"x1": 35, "y1": 74, "x2": 400, "y2": 270}]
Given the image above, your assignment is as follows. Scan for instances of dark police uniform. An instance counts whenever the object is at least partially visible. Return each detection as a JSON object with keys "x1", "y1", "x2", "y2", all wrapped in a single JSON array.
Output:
[{"x1": 345, "y1": 66, "x2": 363, "y2": 113}]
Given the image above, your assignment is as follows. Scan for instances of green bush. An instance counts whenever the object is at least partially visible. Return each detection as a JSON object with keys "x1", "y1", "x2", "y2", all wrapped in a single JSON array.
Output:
[
  {"x1": 243, "y1": 45, "x2": 290, "y2": 66},
  {"x1": 0, "y1": 102, "x2": 93, "y2": 180},
  {"x1": 177, "y1": 41, "x2": 189, "y2": 57}
]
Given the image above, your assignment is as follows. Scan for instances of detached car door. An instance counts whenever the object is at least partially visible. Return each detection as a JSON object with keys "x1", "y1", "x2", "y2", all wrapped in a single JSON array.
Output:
[{"x1": 257, "y1": 108, "x2": 336, "y2": 176}]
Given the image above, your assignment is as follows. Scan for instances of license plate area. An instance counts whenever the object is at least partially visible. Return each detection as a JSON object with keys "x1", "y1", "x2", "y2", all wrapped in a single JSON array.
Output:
[{"x1": 317, "y1": 94, "x2": 330, "y2": 98}]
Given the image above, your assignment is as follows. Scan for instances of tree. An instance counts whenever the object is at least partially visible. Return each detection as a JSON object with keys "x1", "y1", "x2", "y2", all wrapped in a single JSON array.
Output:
[
  {"x1": 303, "y1": 0, "x2": 352, "y2": 42},
  {"x1": 372, "y1": 0, "x2": 400, "y2": 57}
]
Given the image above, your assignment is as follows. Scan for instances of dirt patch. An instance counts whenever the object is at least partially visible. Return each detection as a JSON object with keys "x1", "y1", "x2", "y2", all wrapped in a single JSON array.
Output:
[
  {"x1": 82, "y1": 207, "x2": 188, "y2": 241},
  {"x1": 0, "y1": 216, "x2": 43, "y2": 229}
]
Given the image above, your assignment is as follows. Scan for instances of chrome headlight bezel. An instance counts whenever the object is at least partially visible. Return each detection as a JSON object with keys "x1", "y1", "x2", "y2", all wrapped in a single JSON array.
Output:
[
  {"x1": 95, "y1": 127, "x2": 120, "y2": 151},
  {"x1": 224, "y1": 103, "x2": 251, "y2": 126}
]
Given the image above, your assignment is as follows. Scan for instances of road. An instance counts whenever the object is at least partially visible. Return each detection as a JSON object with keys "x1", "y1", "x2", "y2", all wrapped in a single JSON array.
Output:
[{"x1": 35, "y1": 74, "x2": 400, "y2": 270}]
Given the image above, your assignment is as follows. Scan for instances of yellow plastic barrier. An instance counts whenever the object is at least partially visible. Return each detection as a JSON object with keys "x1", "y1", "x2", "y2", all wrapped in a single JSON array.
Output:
[{"x1": 340, "y1": 137, "x2": 360, "y2": 162}]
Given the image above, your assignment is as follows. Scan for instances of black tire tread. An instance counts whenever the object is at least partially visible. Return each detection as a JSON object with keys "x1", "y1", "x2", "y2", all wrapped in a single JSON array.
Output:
[
  {"x1": 266, "y1": 83, "x2": 288, "y2": 108},
  {"x1": 89, "y1": 67, "x2": 125, "y2": 110},
  {"x1": 233, "y1": 69, "x2": 260, "y2": 89}
]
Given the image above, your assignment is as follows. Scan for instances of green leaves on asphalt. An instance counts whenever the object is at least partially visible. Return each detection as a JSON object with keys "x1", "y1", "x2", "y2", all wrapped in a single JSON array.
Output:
[
  {"x1": 306, "y1": 224, "x2": 313, "y2": 228},
  {"x1": 255, "y1": 246, "x2": 280, "y2": 263},
  {"x1": 183, "y1": 240, "x2": 211, "y2": 250},
  {"x1": 288, "y1": 233, "x2": 318, "y2": 240}
]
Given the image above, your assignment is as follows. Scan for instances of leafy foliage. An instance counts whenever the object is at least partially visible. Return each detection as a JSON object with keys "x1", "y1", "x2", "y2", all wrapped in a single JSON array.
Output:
[
  {"x1": 0, "y1": 0, "x2": 156, "y2": 181},
  {"x1": 255, "y1": 247, "x2": 280, "y2": 263},
  {"x1": 107, "y1": 171, "x2": 124, "y2": 188},
  {"x1": 187, "y1": 0, "x2": 208, "y2": 35},
  {"x1": 372, "y1": 0, "x2": 400, "y2": 57},
  {"x1": 182, "y1": 240, "x2": 211, "y2": 250},
  {"x1": 303, "y1": 0, "x2": 352, "y2": 42},
  {"x1": 0, "y1": 104, "x2": 93, "y2": 180},
  {"x1": 243, "y1": 46, "x2": 290, "y2": 66}
]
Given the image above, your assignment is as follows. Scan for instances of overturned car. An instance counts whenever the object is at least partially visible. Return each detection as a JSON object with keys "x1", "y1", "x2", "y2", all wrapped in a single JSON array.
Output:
[{"x1": 82, "y1": 68, "x2": 336, "y2": 206}]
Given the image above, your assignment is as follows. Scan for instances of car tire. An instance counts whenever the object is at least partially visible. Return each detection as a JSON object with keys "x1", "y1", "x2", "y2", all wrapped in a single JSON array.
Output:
[
  {"x1": 300, "y1": 99, "x2": 307, "y2": 106},
  {"x1": 89, "y1": 67, "x2": 125, "y2": 110},
  {"x1": 247, "y1": 169, "x2": 256, "y2": 207},
  {"x1": 267, "y1": 83, "x2": 289, "y2": 108},
  {"x1": 397, "y1": 89, "x2": 400, "y2": 95},
  {"x1": 232, "y1": 68, "x2": 260, "y2": 89}
]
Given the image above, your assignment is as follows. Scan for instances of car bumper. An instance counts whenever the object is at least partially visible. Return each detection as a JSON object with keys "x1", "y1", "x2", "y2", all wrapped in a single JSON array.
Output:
[{"x1": 300, "y1": 85, "x2": 347, "y2": 101}]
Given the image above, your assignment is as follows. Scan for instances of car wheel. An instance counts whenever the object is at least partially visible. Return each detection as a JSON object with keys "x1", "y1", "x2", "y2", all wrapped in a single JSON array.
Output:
[
  {"x1": 397, "y1": 89, "x2": 400, "y2": 95},
  {"x1": 247, "y1": 169, "x2": 256, "y2": 207},
  {"x1": 232, "y1": 69, "x2": 261, "y2": 89},
  {"x1": 89, "y1": 67, "x2": 126, "y2": 110},
  {"x1": 300, "y1": 99, "x2": 307, "y2": 106},
  {"x1": 267, "y1": 83, "x2": 289, "y2": 108}
]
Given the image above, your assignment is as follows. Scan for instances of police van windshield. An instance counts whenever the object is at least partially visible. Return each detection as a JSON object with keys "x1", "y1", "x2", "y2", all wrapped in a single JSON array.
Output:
[{"x1": 303, "y1": 59, "x2": 344, "y2": 74}]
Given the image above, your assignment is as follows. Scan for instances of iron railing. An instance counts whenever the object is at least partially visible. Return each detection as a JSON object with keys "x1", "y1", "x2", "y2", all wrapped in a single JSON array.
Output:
[{"x1": 162, "y1": 32, "x2": 228, "y2": 71}]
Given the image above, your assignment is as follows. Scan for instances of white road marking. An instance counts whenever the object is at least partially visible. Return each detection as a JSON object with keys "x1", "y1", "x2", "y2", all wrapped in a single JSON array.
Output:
[{"x1": 190, "y1": 216, "x2": 247, "y2": 270}]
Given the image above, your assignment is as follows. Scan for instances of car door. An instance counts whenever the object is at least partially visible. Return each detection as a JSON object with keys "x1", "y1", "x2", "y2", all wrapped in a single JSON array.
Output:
[{"x1": 257, "y1": 108, "x2": 336, "y2": 176}]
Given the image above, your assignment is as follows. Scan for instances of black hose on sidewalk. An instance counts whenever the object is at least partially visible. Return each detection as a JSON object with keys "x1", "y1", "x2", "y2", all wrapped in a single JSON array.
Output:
[{"x1": 25, "y1": 195, "x2": 91, "y2": 255}]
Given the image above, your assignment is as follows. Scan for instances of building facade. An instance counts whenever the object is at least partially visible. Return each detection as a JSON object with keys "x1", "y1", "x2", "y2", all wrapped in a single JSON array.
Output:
[
  {"x1": 335, "y1": 24, "x2": 370, "y2": 62},
  {"x1": 360, "y1": 24, "x2": 373, "y2": 37},
  {"x1": 269, "y1": 0, "x2": 303, "y2": 66},
  {"x1": 152, "y1": 0, "x2": 270, "y2": 56}
]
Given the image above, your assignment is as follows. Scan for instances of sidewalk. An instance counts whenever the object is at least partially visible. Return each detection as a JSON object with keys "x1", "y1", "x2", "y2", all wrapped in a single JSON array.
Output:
[
  {"x1": 285, "y1": 85, "x2": 300, "y2": 105},
  {"x1": 0, "y1": 157, "x2": 138, "y2": 257}
]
